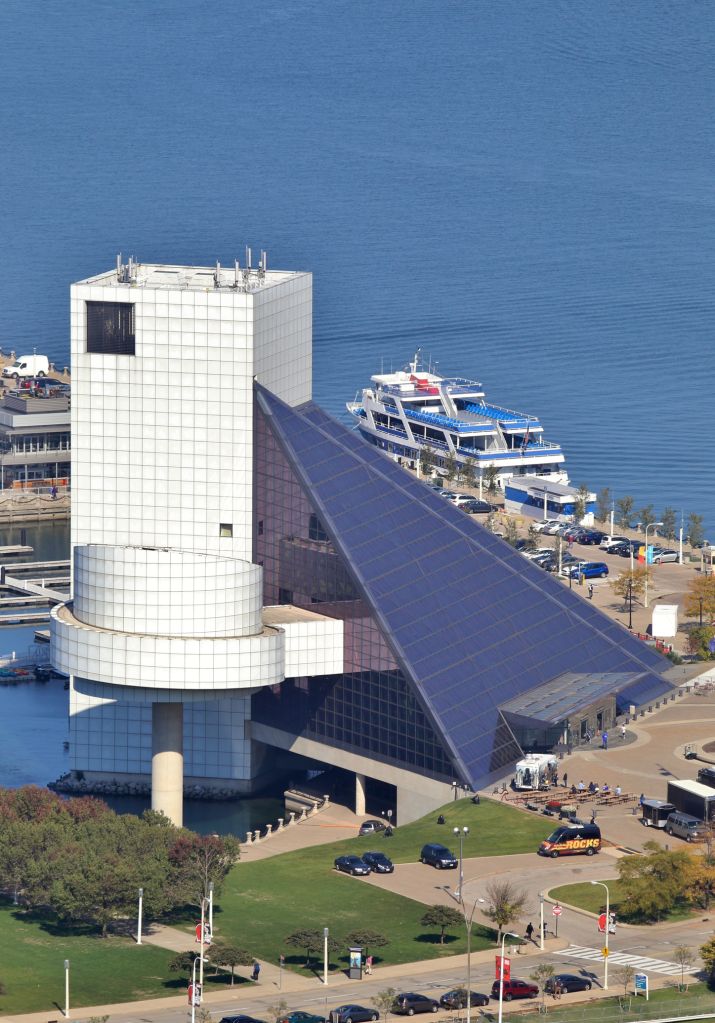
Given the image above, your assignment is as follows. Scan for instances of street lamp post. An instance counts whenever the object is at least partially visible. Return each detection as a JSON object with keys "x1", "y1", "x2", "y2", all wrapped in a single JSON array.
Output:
[
  {"x1": 643, "y1": 521, "x2": 664, "y2": 609},
  {"x1": 539, "y1": 893, "x2": 545, "y2": 951},
  {"x1": 199, "y1": 895, "x2": 211, "y2": 988},
  {"x1": 590, "y1": 881, "x2": 610, "y2": 990},
  {"x1": 136, "y1": 887, "x2": 143, "y2": 945},
  {"x1": 497, "y1": 932, "x2": 520, "y2": 1023},
  {"x1": 452, "y1": 781, "x2": 458, "y2": 801},
  {"x1": 453, "y1": 826, "x2": 469, "y2": 901},
  {"x1": 190, "y1": 949, "x2": 202, "y2": 1023},
  {"x1": 699, "y1": 597, "x2": 704, "y2": 627},
  {"x1": 323, "y1": 926, "x2": 329, "y2": 985},
  {"x1": 64, "y1": 959, "x2": 70, "y2": 1019},
  {"x1": 627, "y1": 580, "x2": 634, "y2": 630},
  {"x1": 441, "y1": 884, "x2": 485, "y2": 1023},
  {"x1": 208, "y1": 881, "x2": 214, "y2": 937}
]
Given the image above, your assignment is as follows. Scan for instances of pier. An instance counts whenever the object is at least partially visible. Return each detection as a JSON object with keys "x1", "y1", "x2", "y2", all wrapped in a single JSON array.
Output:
[{"x1": 0, "y1": 559, "x2": 70, "y2": 627}]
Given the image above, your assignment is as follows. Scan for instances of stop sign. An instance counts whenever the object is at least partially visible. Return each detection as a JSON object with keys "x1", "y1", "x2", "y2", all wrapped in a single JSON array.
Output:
[{"x1": 552, "y1": 904, "x2": 562, "y2": 917}]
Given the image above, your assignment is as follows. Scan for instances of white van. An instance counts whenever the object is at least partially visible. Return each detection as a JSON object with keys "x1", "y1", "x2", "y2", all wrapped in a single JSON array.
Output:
[{"x1": 2, "y1": 355, "x2": 50, "y2": 379}]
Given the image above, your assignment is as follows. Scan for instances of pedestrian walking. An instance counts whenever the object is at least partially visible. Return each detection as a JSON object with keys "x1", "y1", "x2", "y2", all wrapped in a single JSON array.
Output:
[
  {"x1": 252, "y1": 960, "x2": 261, "y2": 982},
  {"x1": 525, "y1": 921, "x2": 534, "y2": 943},
  {"x1": 602, "y1": 731, "x2": 608, "y2": 750},
  {"x1": 365, "y1": 955, "x2": 373, "y2": 975},
  {"x1": 588, "y1": 583, "x2": 594, "y2": 600},
  {"x1": 563, "y1": 772, "x2": 568, "y2": 789},
  {"x1": 639, "y1": 792, "x2": 645, "y2": 807},
  {"x1": 621, "y1": 724, "x2": 627, "y2": 741}
]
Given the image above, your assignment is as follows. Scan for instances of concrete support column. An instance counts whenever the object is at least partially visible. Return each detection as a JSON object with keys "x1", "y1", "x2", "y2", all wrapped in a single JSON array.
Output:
[
  {"x1": 151, "y1": 702, "x2": 184, "y2": 827},
  {"x1": 355, "y1": 772, "x2": 367, "y2": 816}
]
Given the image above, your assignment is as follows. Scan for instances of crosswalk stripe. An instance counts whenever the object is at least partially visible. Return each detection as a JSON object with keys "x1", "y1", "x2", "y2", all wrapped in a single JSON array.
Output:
[{"x1": 561, "y1": 945, "x2": 686, "y2": 977}]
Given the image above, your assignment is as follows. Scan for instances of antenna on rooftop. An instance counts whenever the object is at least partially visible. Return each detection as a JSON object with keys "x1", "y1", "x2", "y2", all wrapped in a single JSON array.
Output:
[
  {"x1": 234, "y1": 258, "x2": 240, "y2": 288},
  {"x1": 258, "y1": 250, "x2": 267, "y2": 281},
  {"x1": 116, "y1": 253, "x2": 122, "y2": 278},
  {"x1": 245, "y1": 246, "x2": 252, "y2": 270},
  {"x1": 214, "y1": 261, "x2": 221, "y2": 288}
]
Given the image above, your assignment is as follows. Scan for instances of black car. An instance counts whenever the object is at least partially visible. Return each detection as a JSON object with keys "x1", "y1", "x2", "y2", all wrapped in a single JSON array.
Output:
[
  {"x1": 392, "y1": 993, "x2": 439, "y2": 1016},
  {"x1": 359, "y1": 819, "x2": 386, "y2": 836},
  {"x1": 439, "y1": 989, "x2": 489, "y2": 1010},
  {"x1": 330, "y1": 1006, "x2": 378, "y2": 1023},
  {"x1": 220, "y1": 1017, "x2": 266, "y2": 1023},
  {"x1": 460, "y1": 499, "x2": 492, "y2": 514},
  {"x1": 419, "y1": 843, "x2": 458, "y2": 868},
  {"x1": 334, "y1": 855, "x2": 371, "y2": 876},
  {"x1": 579, "y1": 529, "x2": 605, "y2": 545},
  {"x1": 544, "y1": 974, "x2": 593, "y2": 994},
  {"x1": 362, "y1": 851, "x2": 394, "y2": 873}
]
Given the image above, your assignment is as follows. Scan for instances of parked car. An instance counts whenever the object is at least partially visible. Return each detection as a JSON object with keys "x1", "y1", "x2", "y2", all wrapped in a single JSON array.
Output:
[
  {"x1": 544, "y1": 975, "x2": 593, "y2": 994},
  {"x1": 600, "y1": 535, "x2": 629, "y2": 550},
  {"x1": 514, "y1": 538, "x2": 533, "y2": 551},
  {"x1": 278, "y1": 1014, "x2": 325, "y2": 1023},
  {"x1": 419, "y1": 843, "x2": 458, "y2": 868},
  {"x1": 652, "y1": 549, "x2": 678, "y2": 563},
  {"x1": 562, "y1": 527, "x2": 587, "y2": 542},
  {"x1": 698, "y1": 766, "x2": 715, "y2": 787},
  {"x1": 490, "y1": 979, "x2": 538, "y2": 1002},
  {"x1": 358, "y1": 819, "x2": 386, "y2": 836},
  {"x1": 361, "y1": 851, "x2": 394, "y2": 873},
  {"x1": 524, "y1": 548, "x2": 554, "y2": 561},
  {"x1": 543, "y1": 521, "x2": 565, "y2": 535},
  {"x1": 578, "y1": 529, "x2": 605, "y2": 545},
  {"x1": 609, "y1": 542, "x2": 631, "y2": 557},
  {"x1": 439, "y1": 989, "x2": 490, "y2": 1010},
  {"x1": 665, "y1": 811, "x2": 704, "y2": 842},
  {"x1": 564, "y1": 562, "x2": 609, "y2": 579},
  {"x1": 532, "y1": 519, "x2": 561, "y2": 534},
  {"x1": 221, "y1": 1016, "x2": 266, "y2": 1023},
  {"x1": 334, "y1": 855, "x2": 371, "y2": 876},
  {"x1": 459, "y1": 499, "x2": 492, "y2": 514},
  {"x1": 392, "y1": 993, "x2": 439, "y2": 1016},
  {"x1": 444, "y1": 493, "x2": 473, "y2": 506},
  {"x1": 329, "y1": 1006, "x2": 378, "y2": 1023}
]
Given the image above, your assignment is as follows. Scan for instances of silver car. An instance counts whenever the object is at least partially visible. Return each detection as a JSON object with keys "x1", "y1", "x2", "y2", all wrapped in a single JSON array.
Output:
[{"x1": 652, "y1": 549, "x2": 678, "y2": 563}]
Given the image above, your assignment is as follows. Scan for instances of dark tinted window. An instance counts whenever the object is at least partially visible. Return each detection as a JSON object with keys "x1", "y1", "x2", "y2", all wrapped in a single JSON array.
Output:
[{"x1": 86, "y1": 302, "x2": 135, "y2": 355}]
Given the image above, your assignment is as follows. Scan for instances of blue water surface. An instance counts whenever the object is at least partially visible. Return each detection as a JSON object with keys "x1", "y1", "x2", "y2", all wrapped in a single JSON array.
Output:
[{"x1": 0, "y1": 0, "x2": 712, "y2": 535}]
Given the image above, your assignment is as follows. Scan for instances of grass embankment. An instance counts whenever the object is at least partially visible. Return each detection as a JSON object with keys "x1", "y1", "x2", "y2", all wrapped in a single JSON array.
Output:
[
  {"x1": 206, "y1": 799, "x2": 553, "y2": 969},
  {"x1": 0, "y1": 902, "x2": 175, "y2": 1014},
  {"x1": 504, "y1": 982, "x2": 713, "y2": 1023},
  {"x1": 548, "y1": 881, "x2": 694, "y2": 923}
]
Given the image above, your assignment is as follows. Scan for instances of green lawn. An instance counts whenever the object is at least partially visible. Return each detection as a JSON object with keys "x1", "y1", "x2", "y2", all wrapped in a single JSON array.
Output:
[
  {"x1": 548, "y1": 881, "x2": 695, "y2": 923},
  {"x1": 202, "y1": 799, "x2": 552, "y2": 971},
  {"x1": 503, "y1": 982, "x2": 714, "y2": 1023},
  {"x1": 0, "y1": 902, "x2": 176, "y2": 1013}
]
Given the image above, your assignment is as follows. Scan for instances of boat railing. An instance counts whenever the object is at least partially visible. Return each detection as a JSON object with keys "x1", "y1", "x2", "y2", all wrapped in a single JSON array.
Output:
[{"x1": 464, "y1": 400, "x2": 539, "y2": 425}]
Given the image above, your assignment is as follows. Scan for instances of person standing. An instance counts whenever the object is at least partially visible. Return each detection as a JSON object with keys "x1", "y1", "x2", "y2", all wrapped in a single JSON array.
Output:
[
  {"x1": 621, "y1": 724, "x2": 627, "y2": 741},
  {"x1": 563, "y1": 772, "x2": 568, "y2": 789},
  {"x1": 602, "y1": 731, "x2": 608, "y2": 750},
  {"x1": 365, "y1": 954, "x2": 373, "y2": 974},
  {"x1": 252, "y1": 960, "x2": 261, "y2": 982},
  {"x1": 525, "y1": 921, "x2": 534, "y2": 943}
]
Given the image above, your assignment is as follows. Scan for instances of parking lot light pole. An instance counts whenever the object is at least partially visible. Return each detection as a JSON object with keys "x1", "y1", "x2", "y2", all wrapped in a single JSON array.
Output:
[
  {"x1": 497, "y1": 932, "x2": 519, "y2": 1023},
  {"x1": 136, "y1": 887, "x2": 143, "y2": 945},
  {"x1": 454, "y1": 825, "x2": 469, "y2": 901},
  {"x1": 323, "y1": 927, "x2": 329, "y2": 985},
  {"x1": 644, "y1": 522, "x2": 663, "y2": 608},
  {"x1": 539, "y1": 893, "x2": 545, "y2": 951},
  {"x1": 590, "y1": 881, "x2": 610, "y2": 990},
  {"x1": 442, "y1": 884, "x2": 485, "y2": 1023},
  {"x1": 208, "y1": 881, "x2": 214, "y2": 936},
  {"x1": 64, "y1": 959, "x2": 70, "y2": 1018}
]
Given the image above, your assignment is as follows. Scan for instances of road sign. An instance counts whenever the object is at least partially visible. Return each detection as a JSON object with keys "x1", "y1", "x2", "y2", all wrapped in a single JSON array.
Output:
[
  {"x1": 602, "y1": 947, "x2": 609, "y2": 957},
  {"x1": 598, "y1": 912, "x2": 607, "y2": 933},
  {"x1": 496, "y1": 955, "x2": 511, "y2": 981},
  {"x1": 635, "y1": 973, "x2": 648, "y2": 999},
  {"x1": 552, "y1": 905, "x2": 563, "y2": 916}
]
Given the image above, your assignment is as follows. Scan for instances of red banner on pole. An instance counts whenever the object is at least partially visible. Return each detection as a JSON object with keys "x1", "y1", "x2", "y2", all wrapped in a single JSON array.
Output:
[
  {"x1": 495, "y1": 955, "x2": 511, "y2": 981},
  {"x1": 598, "y1": 913, "x2": 607, "y2": 933},
  {"x1": 195, "y1": 922, "x2": 203, "y2": 942}
]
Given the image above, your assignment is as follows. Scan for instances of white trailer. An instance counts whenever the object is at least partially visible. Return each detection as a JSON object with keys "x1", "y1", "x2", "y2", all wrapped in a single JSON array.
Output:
[{"x1": 514, "y1": 753, "x2": 558, "y2": 790}]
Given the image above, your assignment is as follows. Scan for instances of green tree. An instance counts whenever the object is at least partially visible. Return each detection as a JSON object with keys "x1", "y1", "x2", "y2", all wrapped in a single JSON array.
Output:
[
  {"x1": 169, "y1": 951, "x2": 200, "y2": 977},
  {"x1": 169, "y1": 832, "x2": 240, "y2": 910},
  {"x1": 344, "y1": 929, "x2": 389, "y2": 960},
  {"x1": 444, "y1": 452, "x2": 457, "y2": 482},
  {"x1": 573, "y1": 484, "x2": 590, "y2": 523},
  {"x1": 284, "y1": 929, "x2": 340, "y2": 967},
  {"x1": 638, "y1": 504, "x2": 656, "y2": 531},
  {"x1": 460, "y1": 460, "x2": 476, "y2": 489},
  {"x1": 700, "y1": 935, "x2": 715, "y2": 986},
  {"x1": 673, "y1": 945, "x2": 696, "y2": 991},
  {"x1": 208, "y1": 943, "x2": 253, "y2": 985},
  {"x1": 686, "y1": 626, "x2": 715, "y2": 660},
  {"x1": 484, "y1": 465, "x2": 499, "y2": 496},
  {"x1": 529, "y1": 963, "x2": 554, "y2": 1010},
  {"x1": 595, "y1": 487, "x2": 612, "y2": 525},
  {"x1": 617, "y1": 840, "x2": 691, "y2": 920},
  {"x1": 610, "y1": 566, "x2": 651, "y2": 608},
  {"x1": 688, "y1": 513, "x2": 705, "y2": 549},
  {"x1": 613, "y1": 964, "x2": 634, "y2": 1001},
  {"x1": 483, "y1": 879, "x2": 528, "y2": 941},
  {"x1": 684, "y1": 576, "x2": 715, "y2": 622},
  {"x1": 420, "y1": 904, "x2": 464, "y2": 944},
  {"x1": 616, "y1": 496, "x2": 634, "y2": 529},
  {"x1": 419, "y1": 446, "x2": 436, "y2": 477},
  {"x1": 371, "y1": 988, "x2": 397, "y2": 1023},
  {"x1": 503, "y1": 518, "x2": 519, "y2": 547},
  {"x1": 661, "y1": 507, "x2": 677, "y2": 541}
]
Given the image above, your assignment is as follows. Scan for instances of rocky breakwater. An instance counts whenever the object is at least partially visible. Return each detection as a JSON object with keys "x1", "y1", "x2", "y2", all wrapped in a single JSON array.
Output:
[{"x1": 49, "y1": 772, "x2": 242, "y2": 801}]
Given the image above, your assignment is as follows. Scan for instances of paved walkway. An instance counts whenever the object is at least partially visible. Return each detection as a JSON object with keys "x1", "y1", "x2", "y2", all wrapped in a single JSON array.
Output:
[{"x1": 239, "y1": 802, "x2": 363, "y2": 862}]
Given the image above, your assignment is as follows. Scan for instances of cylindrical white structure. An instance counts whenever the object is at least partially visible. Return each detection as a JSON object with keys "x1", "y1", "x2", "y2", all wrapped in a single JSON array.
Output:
[{"x1": 152, "y1": 703, "x2": 184, "y2": 826}]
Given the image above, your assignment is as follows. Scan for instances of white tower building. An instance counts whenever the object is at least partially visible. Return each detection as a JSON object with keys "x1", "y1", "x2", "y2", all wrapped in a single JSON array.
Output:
[{"x1": 51, "y1": 258, "x2": 342, "y2": 825}]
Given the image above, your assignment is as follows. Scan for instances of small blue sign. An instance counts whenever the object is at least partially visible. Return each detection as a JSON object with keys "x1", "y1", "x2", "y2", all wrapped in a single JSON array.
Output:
[{"x1": 635, "y1": 973, "x2": 648, "y2": 993}]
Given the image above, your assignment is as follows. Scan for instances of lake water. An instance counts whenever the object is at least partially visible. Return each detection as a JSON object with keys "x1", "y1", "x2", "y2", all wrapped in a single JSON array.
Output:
[{"x1": 0, "y1": 2, "x2": 713, "y2": 809}]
